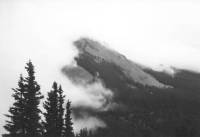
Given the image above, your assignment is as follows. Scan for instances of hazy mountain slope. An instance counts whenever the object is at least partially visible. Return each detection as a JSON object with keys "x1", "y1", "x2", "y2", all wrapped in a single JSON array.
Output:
[
  {"x1": 145, "y1": 68, "x2": 200, "y2": 91},
  {"x1": 73, "y1": 38, "x2": 168, "y2": 88},
  {"x1": 62, "y1": 38, "x2": 200, "y2": 137}
]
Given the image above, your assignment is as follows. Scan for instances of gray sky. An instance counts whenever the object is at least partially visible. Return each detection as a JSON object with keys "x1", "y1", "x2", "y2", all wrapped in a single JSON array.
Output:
[{"x1": 1, "y1": 0, "x2": 200, "y2": 134}]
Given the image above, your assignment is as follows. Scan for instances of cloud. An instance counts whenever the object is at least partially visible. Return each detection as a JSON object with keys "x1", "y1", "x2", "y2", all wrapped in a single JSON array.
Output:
[
  {"x1": 72, "y1": 81, "x2": 113, "y2": 110},
  {"x1": 73, "y1": 115, "x2": 106, "y2": 133},
  {"x1": 61, "y1": 59, "x2": 113, "y2": 111},
  {"x1": 2, "y1": 0, "x2": 200, "y2": 134},
  {"x1": 61, "y1": 69, "x2": 113, "y2": 111},
  {"x1": 59, "y1": 72, "x2": 113, "y2": 131}
]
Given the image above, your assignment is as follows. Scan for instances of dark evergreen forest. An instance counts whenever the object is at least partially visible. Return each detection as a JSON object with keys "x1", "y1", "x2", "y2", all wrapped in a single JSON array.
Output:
[{"x1": 3, "y1": 60, "x2": 200, "y2": 137}]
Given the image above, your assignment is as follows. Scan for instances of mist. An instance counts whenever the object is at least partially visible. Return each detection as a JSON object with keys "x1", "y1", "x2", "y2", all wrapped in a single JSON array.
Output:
[{"x1": 1, "y1": 0, "x2": 200, "y2": 134}]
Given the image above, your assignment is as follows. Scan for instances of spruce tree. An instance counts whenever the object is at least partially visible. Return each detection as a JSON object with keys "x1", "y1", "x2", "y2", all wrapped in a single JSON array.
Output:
[
  {"x1": 4, "y1": 75, "x2": 26, "y2": 137},
  {"x1": 43, "y1": 83, "x2": 66, "y2": 137},
  {"x1": 43, "y1": 82, "x2": 59, "y2": 137},
  {"x1": 64, "y1": 100, "x2": 74, "y2": 137},
  {"x1": 24, "y1": 60, "x2": 43, "y2": 137},
  {"x1": 4, "y1": 60, "x2": 43, "y2": 137},
  {"x1": 79, "y1": 128, "x2": 89, "y2": 137},
  {"x1": 57, "y1": 85, "x2": 65, "y2": 137}
]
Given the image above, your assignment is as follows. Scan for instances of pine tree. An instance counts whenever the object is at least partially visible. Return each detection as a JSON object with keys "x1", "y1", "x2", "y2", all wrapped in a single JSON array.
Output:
[
  {"x1": 64, "y1": 100, "x2": 74, "y2": 137},
  {"x1": 43, "y1": 82, "x2": 59, "y2": 137},
  {"x1": 23, "y1": 60, "x2": 44, "y2": 137},
  {"x1": 4, "y1": 75, "x2": 26, "y2": 137},
  {"x1": 57, "y1": 85, "x2": 65, "y2": 137},
  {"x1": 79, "y1": 128, "x2": 89, "y2": 137},
  {"x1": 4, "y1": 60, "x2": 43, "y2": 137}
]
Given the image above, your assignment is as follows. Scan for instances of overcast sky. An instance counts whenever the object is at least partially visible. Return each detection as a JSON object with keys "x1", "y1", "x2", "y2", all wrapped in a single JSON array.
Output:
[{"x1": 1, "y1": 0, "x2": 200, "y2": 134}]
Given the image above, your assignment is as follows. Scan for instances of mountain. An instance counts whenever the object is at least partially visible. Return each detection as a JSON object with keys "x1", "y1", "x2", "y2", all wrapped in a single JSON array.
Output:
[
  {"x1": 72, "y1": 38, "x2": 168, "y2": 88},
  {"x1": 62, "y1": 38, "x2": 200, "y2": 137}
]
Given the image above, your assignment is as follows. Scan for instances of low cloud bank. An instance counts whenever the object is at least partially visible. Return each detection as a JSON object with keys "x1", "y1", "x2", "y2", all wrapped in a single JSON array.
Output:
[
  {"x1": 61, "y1": 63, "x2": 114, "y2": 131},
  {"x1": 73, "y1": 115, "x2": 106, "y2": 132}
]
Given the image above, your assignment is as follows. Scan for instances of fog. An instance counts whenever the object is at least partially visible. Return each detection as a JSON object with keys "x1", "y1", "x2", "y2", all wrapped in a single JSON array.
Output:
[{"x1": 1, "y1": 0, "x2": 200, "y2": 133}]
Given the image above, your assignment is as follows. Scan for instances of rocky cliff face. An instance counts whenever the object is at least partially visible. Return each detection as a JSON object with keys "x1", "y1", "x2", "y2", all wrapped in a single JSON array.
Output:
[{"x1": 64, "y1": 38, "x2": 169, "y2": 88}]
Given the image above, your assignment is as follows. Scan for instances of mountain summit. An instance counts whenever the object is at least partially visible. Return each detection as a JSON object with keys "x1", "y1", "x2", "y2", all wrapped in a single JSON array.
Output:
[{"x1": 64, "y1": 38, "x2": 168, "y2": 88}]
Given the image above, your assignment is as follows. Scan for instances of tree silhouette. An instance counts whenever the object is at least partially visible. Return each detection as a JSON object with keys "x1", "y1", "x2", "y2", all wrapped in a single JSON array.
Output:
[
  {"x1": 23, "y1": 60, "x2": 44, "y2": 137},
  {"x1": 4, "y1": 61, "x2": 43, "y2": 137},
  {"x1": 64, "y1": 100, "x2": 74, "y2": 137},
  {"x1": 43, "y1": 83, "x2": 66, "y2": 137},
  {"x1": 4, "y1": 75, "x2": 26, "y2": 137},
  {"x1": 43, "y1": 82, "x2": 59, "y2": 137},
  {"x1": 77, "y1": 128, "x2": 93, "y2": 137},
  {"x1": 57, "y1": 85, "x2": 65, "y2": 137}
]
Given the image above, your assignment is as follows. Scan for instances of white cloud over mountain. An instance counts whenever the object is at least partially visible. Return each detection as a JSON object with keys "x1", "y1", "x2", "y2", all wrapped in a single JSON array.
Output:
[{"x1": 1, "y1": 0, "x2": 200, "y2": 133}]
